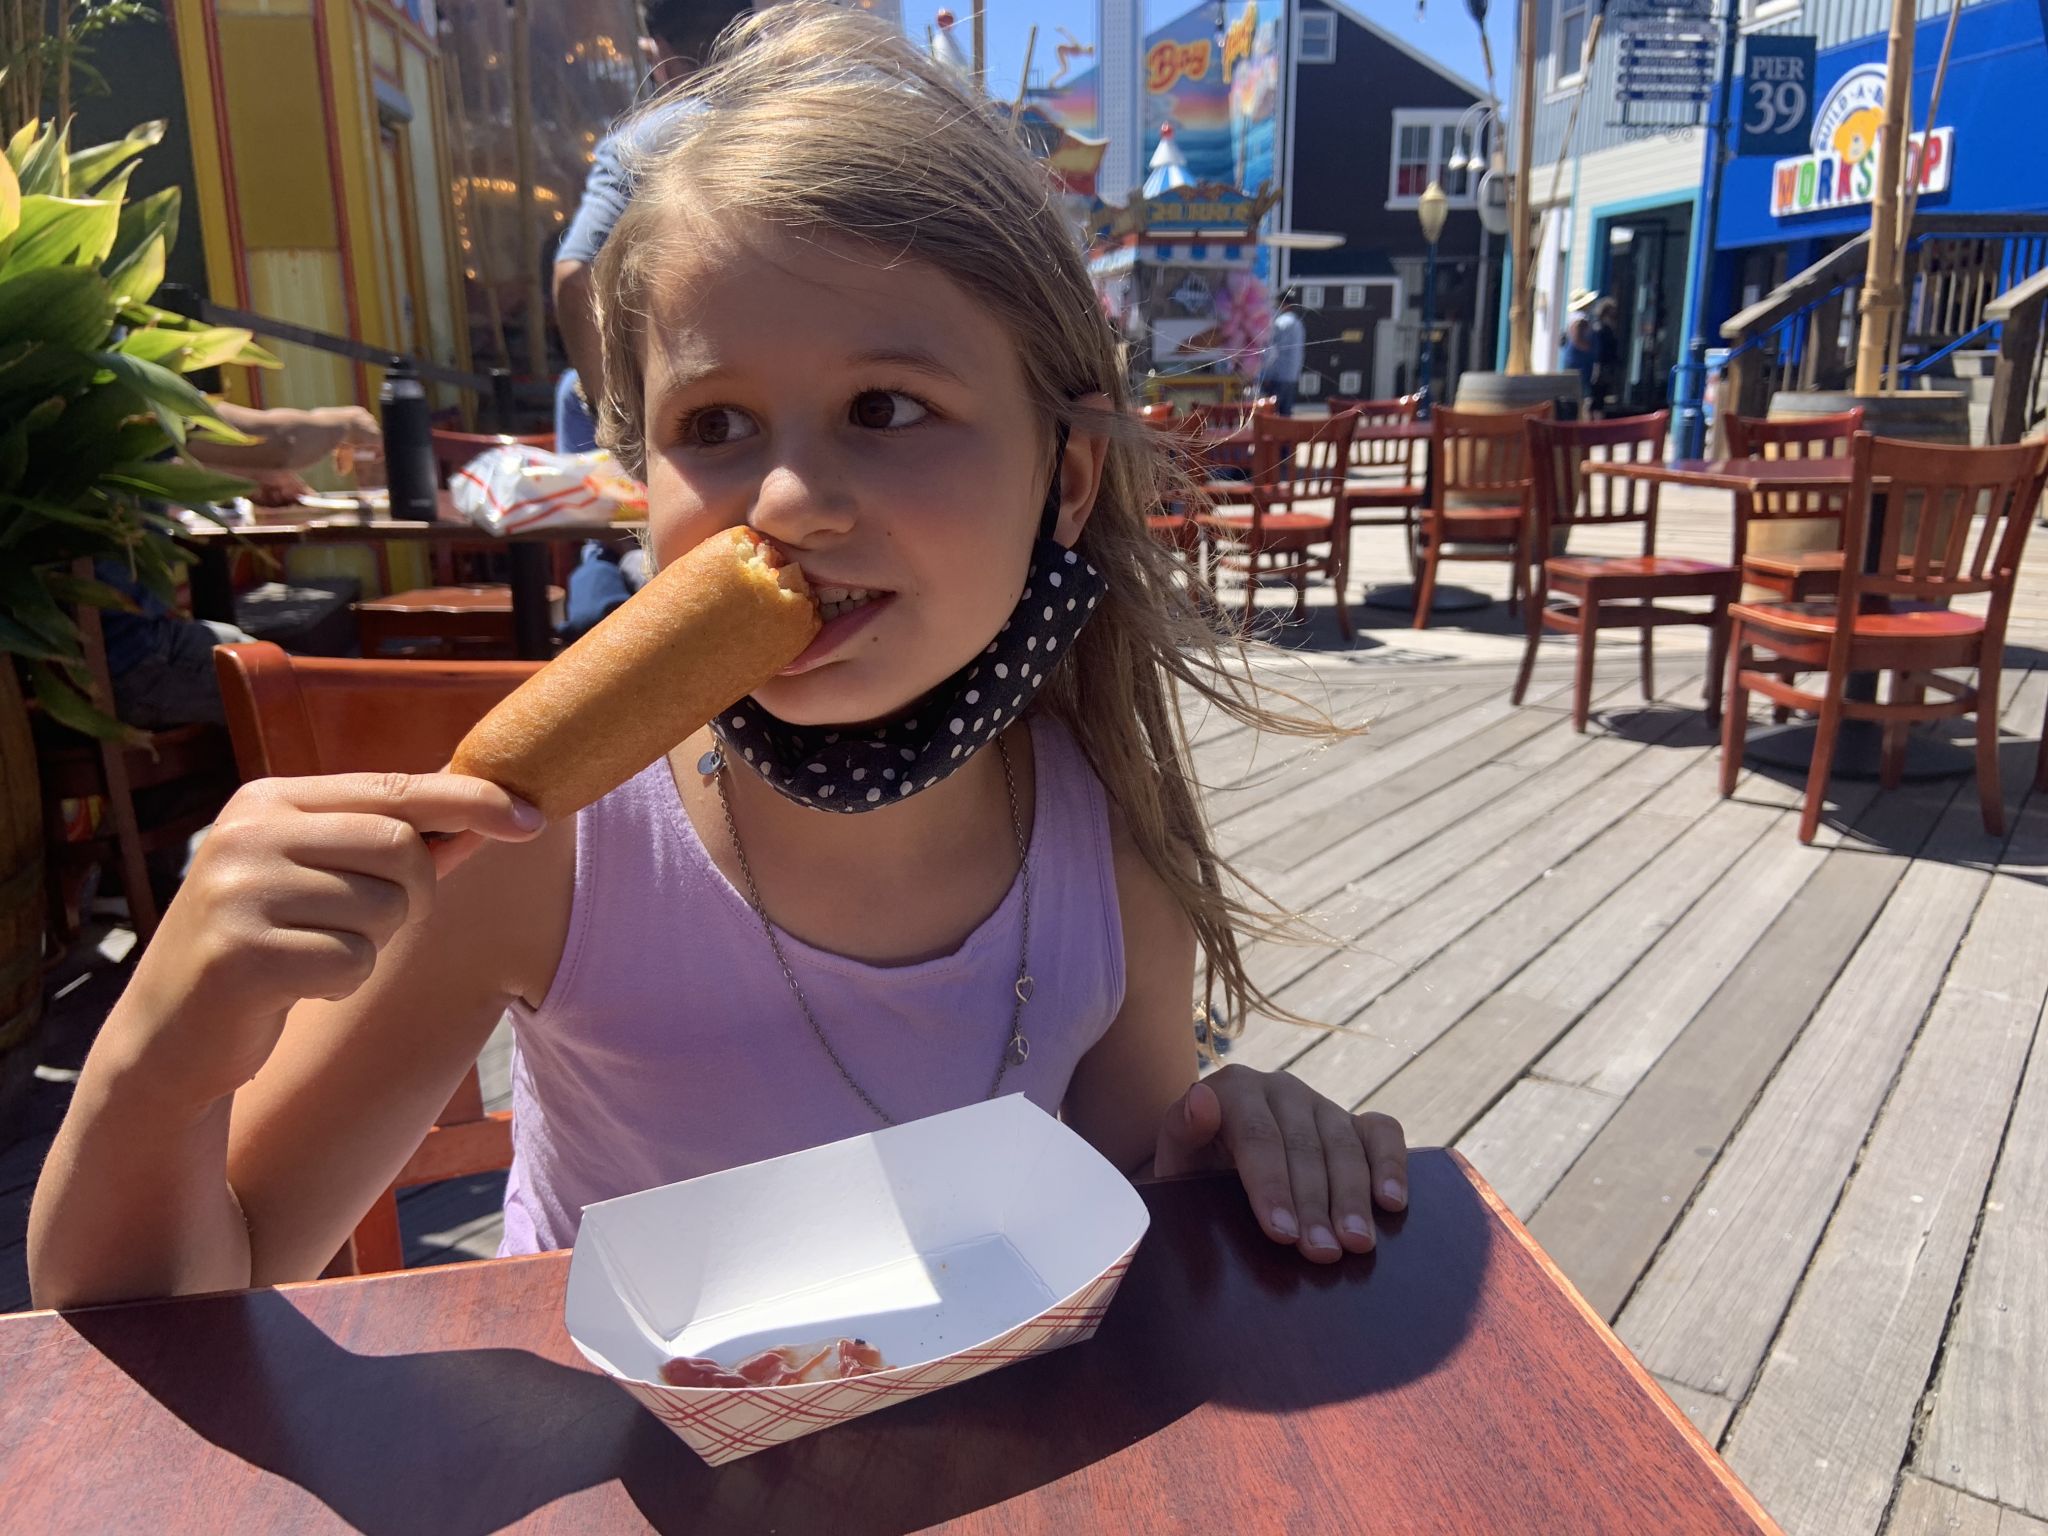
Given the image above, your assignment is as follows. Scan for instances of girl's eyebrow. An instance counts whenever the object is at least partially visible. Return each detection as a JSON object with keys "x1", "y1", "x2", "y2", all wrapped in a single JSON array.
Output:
[{"x1": 847, "y1": 346, "x2": 968, "y2": 387}]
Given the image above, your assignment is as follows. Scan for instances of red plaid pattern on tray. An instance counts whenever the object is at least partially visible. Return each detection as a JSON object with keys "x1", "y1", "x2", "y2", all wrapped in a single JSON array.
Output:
[{"x1": 618, "y1": 1247, "x2": 1139, "y2": 1465}]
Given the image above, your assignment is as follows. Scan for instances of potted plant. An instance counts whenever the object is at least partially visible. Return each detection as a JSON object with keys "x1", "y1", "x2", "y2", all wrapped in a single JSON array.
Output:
[{"x1": 0, "y1": 116, "x2": 276, "y2": 1116}]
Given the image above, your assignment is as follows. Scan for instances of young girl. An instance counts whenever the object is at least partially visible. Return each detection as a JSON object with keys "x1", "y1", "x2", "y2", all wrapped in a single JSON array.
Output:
[{"x1": 30, "y1": 5, "x2": 1407, "y2": 1309}]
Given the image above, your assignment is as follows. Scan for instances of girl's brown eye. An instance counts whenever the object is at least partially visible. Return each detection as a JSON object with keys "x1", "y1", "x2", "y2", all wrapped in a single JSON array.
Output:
[
  {"x1": 850, "y1": 390, "x2": 927, "y2": 430},
  {"x1": 688, "y1": 407, "x2": 756, "y2": 446}
]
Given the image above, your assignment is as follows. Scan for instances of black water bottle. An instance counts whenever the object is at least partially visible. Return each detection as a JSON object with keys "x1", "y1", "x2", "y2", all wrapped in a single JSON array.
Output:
[{"x1": 380, "y1": 356, "x2": 437, "y2": 522}]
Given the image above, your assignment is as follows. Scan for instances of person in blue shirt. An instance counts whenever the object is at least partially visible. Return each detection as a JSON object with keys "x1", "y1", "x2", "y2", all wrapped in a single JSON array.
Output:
[
  {"x1": 1256, "y1": 290, "x2": 1306, "y2": 415},
  {"x1": 551, "y1": 0, "x2": 752, "y2": 453},
  {"x1": 1558, "y1": 315, "x2": 1598, "y2": 396}
]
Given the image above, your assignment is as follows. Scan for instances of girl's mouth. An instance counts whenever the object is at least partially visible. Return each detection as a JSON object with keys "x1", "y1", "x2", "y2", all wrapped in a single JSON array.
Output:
[{"x1": 782, "y1": 585, "x2": 895, "y2": 674}]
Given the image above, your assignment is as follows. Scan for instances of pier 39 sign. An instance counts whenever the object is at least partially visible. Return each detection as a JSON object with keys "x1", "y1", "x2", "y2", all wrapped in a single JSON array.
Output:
[{"x1": 1769, "y1": 63, "x2": 1953, "y2": 218}]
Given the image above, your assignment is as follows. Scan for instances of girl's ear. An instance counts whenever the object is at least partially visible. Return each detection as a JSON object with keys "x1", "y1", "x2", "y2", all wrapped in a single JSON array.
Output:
[{"x1": 1052, "y1": 392, "x2": 1115, "y2": 548}]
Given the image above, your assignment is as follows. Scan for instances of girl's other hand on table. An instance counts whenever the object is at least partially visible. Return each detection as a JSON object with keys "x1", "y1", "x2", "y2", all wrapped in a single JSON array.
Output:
[{"x1": 1152, "y1": 1065, "x2": 1408, "y2": 1263}]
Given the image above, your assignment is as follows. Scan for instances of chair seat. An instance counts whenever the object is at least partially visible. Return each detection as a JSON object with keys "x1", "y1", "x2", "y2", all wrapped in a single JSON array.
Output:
[
  {"x1": 1744, "y1": 549, "x2": 1844, "y2": 579},
  {"x1": 1202, "y1": 510, "x2": 1339, "y2": 537},
  {"x1": 1343, "y1": 483, "x2": 1423, "y2": 507},
  {"x1": 1548, "y1": 555, "x2": 1734, "y2": 582},
  {"x1": 1730, "y1": 598, "x2": 1985, "y2": 640}
]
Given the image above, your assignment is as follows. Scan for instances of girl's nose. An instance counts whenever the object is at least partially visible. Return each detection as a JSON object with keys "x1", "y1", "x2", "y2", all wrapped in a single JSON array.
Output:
[{"x1": 747, "y1": 456, "x2": 856, "y2": 548}]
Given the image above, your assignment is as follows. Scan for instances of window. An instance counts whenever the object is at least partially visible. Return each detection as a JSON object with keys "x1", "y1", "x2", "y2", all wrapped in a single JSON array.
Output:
[
  {"x1": 1741, "y1": 0, "x2": 1802, "y2": 25},
  {"x1": 1296, "y1": 9, "x2": 1336, "y2": 63},
  {"x1": 1300, "y1": 284, "x2": 1326, "y2": 309},
  {"x1": 1554, "y1": 0, "x2": 1590, "y2": 87},
  {"x1": 1342, "y1": 283, "x2": 1367, "y2": 310},
  {"x1": 1338, "y1": 370, "x2": 1363, "y2": 395},
  {"x1": 1388, "y1": 109, "x2": 1478, "y2": 209},
  {"x1": 1299, "y1": 370, "x2": 1323, "y2": 397}
]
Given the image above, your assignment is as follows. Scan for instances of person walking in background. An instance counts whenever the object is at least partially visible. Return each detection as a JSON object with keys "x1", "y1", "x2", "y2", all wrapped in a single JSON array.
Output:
[
  {"x1": 1257, "y1": 290, "x2": 1305, "y2": 415},
  {"x1": 552, "y1": 0, "x2": 754, "y2": 452},
  {"x1": 1558, "y1": 315, "x2": 1598, "y2": 399},
  {"x1": 1591, "y1": 297, "x2": 1623, "y2": 417}
]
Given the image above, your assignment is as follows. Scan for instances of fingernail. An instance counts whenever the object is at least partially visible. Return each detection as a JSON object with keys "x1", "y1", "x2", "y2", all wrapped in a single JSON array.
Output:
[
  {"x1": 1270, "y1": 1207, "x2": 1299, "y2": 1239},
  {"x1": 1343, "y1": 1215, "x2": 1373, "y2": 1240},
  {"x1": 1308, "y1": 1225, "x2": 1336, "y2": 1253},
  {"x1": 1382, "y1": 1179, "x2": 1406, "y2": 1205},
  {"x1": 509, "y1": 798, "x2": 545, "y2": 831}
]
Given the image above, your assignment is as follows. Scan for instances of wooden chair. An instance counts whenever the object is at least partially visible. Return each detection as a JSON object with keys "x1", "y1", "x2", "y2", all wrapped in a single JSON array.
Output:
[
  {"x1": 1189, "y1": 399, "x2": 1265, "y2": 484},
  {"x1": 1201, "y1": 409, "x2": 1361, "y2": 635},
  {"x1": 36, "y1": 562, "x2": 237, "y2": 945},
  {"x1": 1725, "y1": 409, "x2": 1865, "y2": 601},
  {"x1": 1513, "y1": 413, "x2": 1737, "y2": 732},
  {"x1": 1412, "y1": 404, "x2": 1554, "y2": 628},
  {"x1": 1140, "y1": 410, "x2": 1214, "y2": 569},
  {"x1": 1135, "y1": 402, "x2": 1179, "y2": 424},
  {"x1": 1723, "y1": 433, "x2": 2048, "y2": 843},
  {"x1": 212, "y1": 640, "x2": 540, "y2": 1274},
  {"x1": 1326, "y1": 394, "x2": 1425, "y2": 576}
]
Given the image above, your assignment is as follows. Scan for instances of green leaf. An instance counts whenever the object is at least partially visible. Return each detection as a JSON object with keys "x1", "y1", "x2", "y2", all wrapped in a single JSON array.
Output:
[
  {"x1": 66, "y1": 120, "x2": 164, "y2": 196},
  {"x1": 117, "y1": 321, "x2": 253, "y2": 374},
  {"x1": 103, "y1": 230, "x2": 163, "y2": 307},
  {"x1": 0, "y1": 611, "x2": 74, "y2": 662},
  {"x1": 41, "y1": 571, "x2": 135, "y2": 612},
  {"x1": 28, "y1": 658, "x2": 132, "y2": 743},
  {"x1": 6, "y1": 123, "x2": 41, "y2": 174},
  {"x1": 0, "y1": 152, "x2": 18, "y2": 245},
  {"x1": 91, "y1": 348, "x2": 227, "y2": 445},
  {"x1": 6, "y1": 194, "x2": 122, "y2": 272},
  {"x1": 107, "y1": 184, "x2": 177, "y2": 274},
  {"x1": 103, "y1": 458, "x2": 251, "y2": 506},
  {"x1": 0, "y1": 267, "x2": 117, "y2": 350},
  {"x1": 0, "y1": 419, "x2": 25, "y2": 492},
  {"x1": 15, "y1": 121, "x2": 71, "y2": 197}
]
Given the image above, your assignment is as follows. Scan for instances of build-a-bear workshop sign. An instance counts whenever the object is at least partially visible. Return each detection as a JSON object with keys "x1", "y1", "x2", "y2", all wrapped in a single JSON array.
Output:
[{"x1": 1769, "y1": 63, "x2": 1953, "y2": 218}]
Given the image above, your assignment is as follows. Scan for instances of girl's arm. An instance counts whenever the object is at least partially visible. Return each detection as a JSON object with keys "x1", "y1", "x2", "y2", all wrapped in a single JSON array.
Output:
[
  {"x1": 28, "y1": 773, "x2": 562, "y2": 1309},
  {"x1": 1065, "y1": 821, "x2": 1409, "y2": 1265}
]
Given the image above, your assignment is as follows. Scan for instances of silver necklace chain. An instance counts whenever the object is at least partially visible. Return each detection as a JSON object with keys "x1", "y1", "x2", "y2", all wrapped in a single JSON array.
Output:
[{"x1": 704, "y1": 736, "x2": 1033, "y2": 1127}]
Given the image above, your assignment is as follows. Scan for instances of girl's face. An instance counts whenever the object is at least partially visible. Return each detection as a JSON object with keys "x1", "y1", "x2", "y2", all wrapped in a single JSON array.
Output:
[{"x1": 638, "y1": 226, "x2": 1107, "y2": 728}]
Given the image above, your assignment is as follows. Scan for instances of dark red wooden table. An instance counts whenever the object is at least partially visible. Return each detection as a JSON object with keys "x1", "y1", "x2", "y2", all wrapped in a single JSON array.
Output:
[{"x1": 0, "y1": 1152, "x2": 1780, "y2": 1534}]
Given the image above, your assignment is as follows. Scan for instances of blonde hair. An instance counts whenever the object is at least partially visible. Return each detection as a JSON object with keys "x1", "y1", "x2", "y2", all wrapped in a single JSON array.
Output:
[{"x1": 592, "y1": 3, "x2": 1342, "y2": 1039}]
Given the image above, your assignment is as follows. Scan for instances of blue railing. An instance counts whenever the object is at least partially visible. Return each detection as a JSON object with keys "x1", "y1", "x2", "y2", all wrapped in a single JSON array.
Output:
[{"x1": 1895, "y1": 318, "x2": 2003, "y2": 383}]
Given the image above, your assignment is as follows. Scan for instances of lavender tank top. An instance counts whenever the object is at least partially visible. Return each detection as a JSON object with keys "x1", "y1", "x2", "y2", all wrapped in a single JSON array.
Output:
[{"x1": 498, "y1": 713, "x2": 1125, "y2": 1255}]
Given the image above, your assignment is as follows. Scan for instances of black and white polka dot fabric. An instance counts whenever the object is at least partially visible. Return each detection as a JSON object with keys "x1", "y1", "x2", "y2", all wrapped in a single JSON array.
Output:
[{"x1": 710, "y1": 537, "x2": 1107, "y2": 813}]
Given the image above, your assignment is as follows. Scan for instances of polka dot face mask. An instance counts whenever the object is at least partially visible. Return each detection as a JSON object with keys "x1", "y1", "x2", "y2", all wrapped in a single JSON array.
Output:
[{"x1": 709, "y1": 428, "x2": 1107, "y2": 813}]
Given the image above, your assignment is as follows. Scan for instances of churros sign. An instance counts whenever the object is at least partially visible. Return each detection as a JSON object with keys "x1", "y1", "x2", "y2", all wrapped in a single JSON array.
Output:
[{"x1": 1769, "y1": 63, "x2": 1953, "y2": 218}]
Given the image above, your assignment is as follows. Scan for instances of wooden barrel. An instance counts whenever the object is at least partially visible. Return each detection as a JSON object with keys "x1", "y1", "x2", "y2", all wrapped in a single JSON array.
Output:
[
  {"x1": 1755, "y1": 390, "x2": 1973, "y2": 594},
  {"x1": 1454, "y1": 370, "x2": 1585, "y2": 417},
  {"x1": 0, "y1": 663, "x2": 43, "y2": 1121}
]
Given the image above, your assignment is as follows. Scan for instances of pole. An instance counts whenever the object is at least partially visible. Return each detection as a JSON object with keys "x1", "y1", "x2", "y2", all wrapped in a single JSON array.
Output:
[
  {"x1": 510, "y1": 0, "x2": 548, "y2": 382},
  {"x1": 971, "y1": 0, "x2": 986, "y2": 91},
  {"x1": 1670, "y1": 0, "x2": 1741, "y2": 458},
  {"x1": 1420, "y1": 236, "x2": 1441, "y2": 411},
  {"x1": 1505, "y1": 0, "x2": 1539, "y2": 374},
  {"x1": 1853, "y1": 0, "x2": 1917, "y2": 395}
]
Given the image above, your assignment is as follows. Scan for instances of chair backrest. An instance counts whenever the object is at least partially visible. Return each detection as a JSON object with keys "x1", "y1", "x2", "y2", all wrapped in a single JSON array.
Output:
[
  {"x1": 1326, "y1": 395, "x2": 1422, "y2": 472},
  {"x1": 1245, "y1": 409, "x2": 1359, "y2": 523},
  {"x1": 210, "y1": 641, "x2": 543, "y2": 1276},
  {"x1": 1429, "y1": 404, "x2": 1554, "y2": 510},
  {"x1": 214, "y1": 642, "x2": 540, "y2": 778},
  {"x1": 1838, "y1": 434, "x2": 2048, "y2": 618},
  {"x1": 430, "y1": 429, "x2": 556, "y2": 488},
  {"x1": 1526, "y1": 412, "x2": 1671, "y2": 553},
  {"x1": 1190, "y1": 400, "x2": 1255, "y2": 432},
  {"x1": 1726, "y1": 409, "x2": 1864, "y2": 523}
]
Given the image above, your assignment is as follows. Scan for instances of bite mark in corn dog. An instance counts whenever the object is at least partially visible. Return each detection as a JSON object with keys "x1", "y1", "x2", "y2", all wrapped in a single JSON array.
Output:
[{"x1": 450, "y1": 527, "x2": 819, "y2": 820}]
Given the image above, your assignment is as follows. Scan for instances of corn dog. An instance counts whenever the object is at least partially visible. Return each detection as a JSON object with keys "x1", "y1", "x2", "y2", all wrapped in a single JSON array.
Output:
[{"x1": 450, "y1": 527, "x2": 819, "y2": 819}]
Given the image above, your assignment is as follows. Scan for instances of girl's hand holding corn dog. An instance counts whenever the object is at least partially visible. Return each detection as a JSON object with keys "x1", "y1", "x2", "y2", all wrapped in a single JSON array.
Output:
[{"x1": 104, "y1": 527, "x2": 820, "y2": 1115}]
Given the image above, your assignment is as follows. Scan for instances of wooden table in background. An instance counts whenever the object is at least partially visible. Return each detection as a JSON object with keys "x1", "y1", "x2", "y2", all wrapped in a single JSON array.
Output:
[
  {"x1": 0, "y1": 1152, "x2": 1779, "y2": 1535},
  {"x1": 177, "y1": 494, "x2": 644, "y2": 661}
]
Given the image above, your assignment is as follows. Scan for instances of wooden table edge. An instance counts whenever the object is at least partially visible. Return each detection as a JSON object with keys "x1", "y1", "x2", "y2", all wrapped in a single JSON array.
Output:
[{"x1": 1447, "y1": 1150, "x2": 1787, "y2": 1536}]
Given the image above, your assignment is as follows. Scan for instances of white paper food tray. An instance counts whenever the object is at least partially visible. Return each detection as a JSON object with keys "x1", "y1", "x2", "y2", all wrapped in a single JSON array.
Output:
[{"x1": 564, "y1": 1094, "x2": 1150, "y2": 1465}]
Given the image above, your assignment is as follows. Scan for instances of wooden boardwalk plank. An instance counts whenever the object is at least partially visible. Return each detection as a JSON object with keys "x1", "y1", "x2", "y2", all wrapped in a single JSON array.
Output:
[
  {"x1": 1362, "y1": 786, "x2": 1790, "y2": 1148},
  {"x1": 1290, "y1": 748, "x2": 1725, "y2": 1106},
  {"x1": 1453, "y1": 1077, "x2": 1619, "y2": 1220},
  {"x1": 1914, "y1": 888, "x2": 2048, "y2": 1520},
  {"x1": 1887, "y1": 1476, "x2": 2048, "y2": 1536},
  {"x1": 1720, "y1": 803, "x2": 2048, "y2": 1536},
  {"x1": 1659, "y1": 1377, "x2": 1739, "y2": 1447},
  {"x1": 1523, "y1": 777, "x2": 1961, "y2": 1323},
  {"x1": 1615, "y1": 781, "x2": 2015, "y2": 1401}
]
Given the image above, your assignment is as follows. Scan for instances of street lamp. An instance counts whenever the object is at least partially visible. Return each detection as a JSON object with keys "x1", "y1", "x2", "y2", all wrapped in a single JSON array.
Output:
[{"x1": 1416, "y1": 180, "x2": 1450, "y2": 413}]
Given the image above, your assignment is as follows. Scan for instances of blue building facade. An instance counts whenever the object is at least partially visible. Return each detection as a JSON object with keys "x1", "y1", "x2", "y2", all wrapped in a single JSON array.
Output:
[{"x1": 1524, "y1": 0, "x2": 2048, "y2": 406}]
